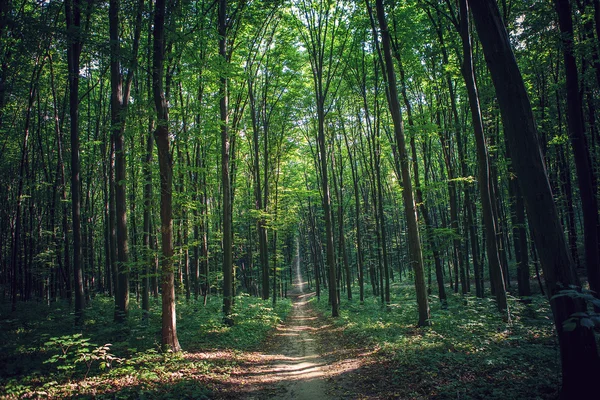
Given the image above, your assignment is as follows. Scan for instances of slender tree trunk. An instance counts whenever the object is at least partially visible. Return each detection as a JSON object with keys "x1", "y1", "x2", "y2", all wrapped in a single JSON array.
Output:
[
  {"x1": 142, "y1": 131, "x2": 154, "y2": 320},
  {"x1": 153, "y1": 0, "x2": 181, "y2": 351},
  {"x1": 110, "y1": 0, "x2": 129, "y2": 322},
  {"x1": 555, "y1": 0, "x2": 600, "y2": 297},
  {"x1": 459, "y1": 0, "x2": 507, "y2": 313},
  {"x1": 10, "y1": 71, "x2": 37, "y2": 312},
  {"x1": 505, "y1": 134, "x2": 531, "y2": 296},
  {"x1": 248, "y1": 79, "x2": 270, "y2": 300},
  {"x1": 342, "y1": 126, "x2": 365, "y2": 303},
  {"x1": 219, "y1": 0, "x2": 233, "y2": 325},
  {"x1": 65, "y1": 0, "x2": 85, "y2": 324},
  {"x1": 373, "y1": 0, "x2": 430, "y2": 326}
]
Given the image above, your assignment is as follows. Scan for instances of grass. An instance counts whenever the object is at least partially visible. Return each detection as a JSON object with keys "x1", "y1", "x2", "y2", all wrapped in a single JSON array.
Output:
[
  {"x1": 312, "y1": 282, "x2": 560, "y2": 399},
  {"x1": 0, "y1": 293, "x2": 292, "y2": 399},
  {"x1": 0, "y1": 281, "x2": 562, "y2": 399}
]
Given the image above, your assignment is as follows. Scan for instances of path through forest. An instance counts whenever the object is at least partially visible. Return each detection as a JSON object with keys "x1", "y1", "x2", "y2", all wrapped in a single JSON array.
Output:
[
  {"x1": 214, "y1": 259, "x2": 382, "y2": 399},
  {"x1": 220, "y1": 274, "x2": 331, "y2": 398}
]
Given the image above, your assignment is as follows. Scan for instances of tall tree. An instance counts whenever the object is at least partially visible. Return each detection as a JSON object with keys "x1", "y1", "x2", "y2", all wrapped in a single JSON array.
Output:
[
  {"x1": 372, "y1": 0, "x2": 430, "y2": 326},
  {"x1": 456, "y1": 0, "x2": 507, "y2": 313},
  {"x1": 555, "y1": 0, "x2": 600, "y2": 299},
  {"x1": 469, "y1": 0, "x2": 600, "y2": 396},
  {"x1": 65, "y1": 0, "x2": 86, "y2": 324},
  {"x1": 152, "y1": 0, "x2": 181, "y2": 351},
  {"x1": 220, "y1": 0, "x2": 234, "y2": 325}
]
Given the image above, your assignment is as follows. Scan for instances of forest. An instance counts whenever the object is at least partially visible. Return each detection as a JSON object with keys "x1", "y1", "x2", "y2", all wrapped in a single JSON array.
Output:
[{"x1": 1, "y1": 0, "x2": 600, "y2": 398}]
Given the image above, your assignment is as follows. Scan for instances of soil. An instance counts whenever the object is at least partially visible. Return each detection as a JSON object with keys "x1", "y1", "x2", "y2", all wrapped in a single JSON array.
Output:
[{"x1": 212, "y1": 279, "x2": 385, "y2": 400}]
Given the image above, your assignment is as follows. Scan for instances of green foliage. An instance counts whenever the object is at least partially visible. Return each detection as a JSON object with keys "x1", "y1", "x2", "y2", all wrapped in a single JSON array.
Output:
[
  {"x1": 178, "y1": 294, "x2": 292, "y2": 351},
  {"x1": 313, "y1": 282, "x2": 559, "y2": 399},
  {"x1": 0, "y1": 294, "x2": 291, "y2": 398},
  {"x1": 551, "y1": 288, "x2": 600, "y2": 331},
  {"x1": 43, "y1": 334, "x2": 120, "y2": 379}
]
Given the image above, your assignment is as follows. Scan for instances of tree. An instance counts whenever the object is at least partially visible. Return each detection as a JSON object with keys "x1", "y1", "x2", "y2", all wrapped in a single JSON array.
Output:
[
  {"x1": 456, "y1": 0, "x2": 507, "y2": 313},
  {"x1": 109, "y1": 0, "x2": 143, "y2": 323},
  {"x1": 555, "y1": 0, "x2": 600, "y2": 300},
  {"x1": 219, "y1": 0, "x2": 234, "y2": 325},
  {"x1": 152, "y1": 0, "x2": 181, "y2": 351},
  {"x1": 65, "y1": 0, "x2": 86, "y2": 325},
  {"x1": 469, "y1": 0, "x2": 600, "y2": 396},
  {"x1": 371, "y1": 0, "x2": 430, "y2": 326}
]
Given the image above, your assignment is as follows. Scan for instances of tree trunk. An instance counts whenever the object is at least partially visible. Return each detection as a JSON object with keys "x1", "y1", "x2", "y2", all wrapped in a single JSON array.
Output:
[
  {"x1": 110, "y1": 0, "x2": 129, "y2": 323},
  {"x1": 459, "y1": 0, "x2": 507, "y2": 313},
  {"x1": 555, "y1": 0, "x2": 600, "y2": 298},
  {"x1": 153, "y1": 0, "x2": 181, "y2": 351},
  {"x1": 142, "y1": 129, "x2": 153, "y2": 320},
  {"x1": 219, "y1": 0, "x2": 233, "y2": 325},
  {"x1": 65, "y1": 0, "x2": 85, "y2": 324},
  {"x1": 342, "y1": 125, "x2": 365, "y2": 303},
  {"x1": 373, "y1": 0, "x2": 430, "y2": 326},
  {"x1": 469, "y1": 1, "x2": 600, "y2": 396}
]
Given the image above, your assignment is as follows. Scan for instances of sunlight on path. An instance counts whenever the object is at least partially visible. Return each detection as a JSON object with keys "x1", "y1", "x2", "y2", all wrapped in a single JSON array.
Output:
[
  {"x1": 230, "y1": 248, "x2": 331, "y2": 399},
  {"x1": 221, "y1": 242, "x2": 377, "y2": 400},
  {"x1": 264, "y1": 286, "x2": 329, "y2": 399}
]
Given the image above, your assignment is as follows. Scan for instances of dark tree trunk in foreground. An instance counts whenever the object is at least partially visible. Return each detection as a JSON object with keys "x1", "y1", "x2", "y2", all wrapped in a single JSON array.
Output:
[
  {"x1": 153, "y1": 0, "x2": 181, "y2": 351},
  {"x1": 374, "y1": 0, "x2": 430, "y2": 326},
  {"x1": 469, "y1": 0, "x2": 600, "y2": 397}
]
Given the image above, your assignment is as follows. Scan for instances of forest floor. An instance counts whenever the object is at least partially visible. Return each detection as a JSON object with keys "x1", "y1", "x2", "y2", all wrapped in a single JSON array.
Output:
[
  {"x1": 211, "y1": 282, "x2": 379, "y2": 399},
  {"x1": 1, "y1": 278, "x2": 561, "y2": 399}
]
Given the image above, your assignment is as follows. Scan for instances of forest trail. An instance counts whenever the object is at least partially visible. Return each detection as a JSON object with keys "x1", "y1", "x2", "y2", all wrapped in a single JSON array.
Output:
[
  {"x1": 213, "y1": 251, "x2": 384, "y2": 400},
  {"x1": 221, "y1": 280, "x2": 333, "y2": 399}
]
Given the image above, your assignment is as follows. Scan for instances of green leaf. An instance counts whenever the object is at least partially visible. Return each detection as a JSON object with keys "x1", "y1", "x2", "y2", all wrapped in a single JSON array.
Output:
[
  {"x1": 580, "y1": 318, "x2": 595, "y2": 329},
  {"x1": 563, "y1": 321, "x2": 577, "y2": 331}
]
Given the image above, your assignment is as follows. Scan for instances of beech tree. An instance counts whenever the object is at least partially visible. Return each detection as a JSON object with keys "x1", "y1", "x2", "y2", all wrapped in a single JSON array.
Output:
[
  {"x1": 371, "y1": 0, "x2": 430, "y2": 326},
  {"x1": 152, "y1": 0, "x2": 180, "y2": 351},
  {"x1": 469, "y1": 0, "x2": 600, "y2": 396}
]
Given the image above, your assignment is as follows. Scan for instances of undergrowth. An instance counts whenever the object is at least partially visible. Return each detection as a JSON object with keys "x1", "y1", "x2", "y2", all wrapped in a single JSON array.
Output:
[
  {"x1": 312, "y1": 282, "x2": 560, "y2": 399},
  {"x1": 0, "y1": 293, "x2": 291, "y2": 399}
]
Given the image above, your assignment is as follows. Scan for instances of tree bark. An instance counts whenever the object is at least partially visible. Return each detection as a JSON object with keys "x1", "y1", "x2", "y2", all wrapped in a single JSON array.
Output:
[
  {"x1": 469, "y1": 1, "x2": 600, "y2": 396},
  {"x1": 153, "y1": 0, "x2": 181, "y2": 351},
  {"x1": 373, "y1": 0, "x2": 430, "y2": 326},
  {"x1": 459, "y1": 0, "x2": 507, "y2": 313},
  {"x1": 219, "y1": 0, "x2": 234, "y2": 324},
  {"x1": 110, "y1": 0, "x2": 129, "y2": 323},
  {"x1": 65, "y1": 0, "x2": 85, "y2": 325},
  {"x1": 555, "y1": 0, "x2": 600, "y2": 298}
]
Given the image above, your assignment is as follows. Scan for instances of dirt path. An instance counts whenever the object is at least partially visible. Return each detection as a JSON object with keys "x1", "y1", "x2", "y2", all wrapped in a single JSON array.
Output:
[
  {"x1": 213, "y1": 257, "x2": 381, "y2": 399},
  {"x1": 218, "y1": 280, "x2": 332, "y2": 399}
]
